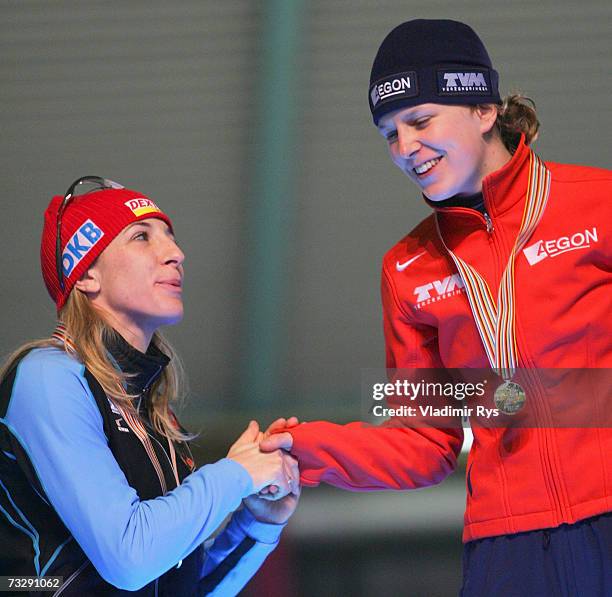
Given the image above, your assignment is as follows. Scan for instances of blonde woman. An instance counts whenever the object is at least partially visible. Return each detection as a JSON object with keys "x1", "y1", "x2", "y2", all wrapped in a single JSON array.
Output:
[{"x1": 0, "y1": 177, "x2": 300, "y2": 595}]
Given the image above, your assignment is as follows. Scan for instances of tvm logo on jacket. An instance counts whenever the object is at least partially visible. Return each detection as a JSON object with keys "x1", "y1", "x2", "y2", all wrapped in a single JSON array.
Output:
[
  {"x1": 413, "y1": 274, "x2": 466, "y2": 310},
  {"x1": 523, "y1": 227, "x2": 598, "y2": 266},
  {"x1": 62, "y1": 219, "x2": 104, "y2": 278},
  {"x1": 437, "y1": 69, "x2": 490, "y2": 95}
]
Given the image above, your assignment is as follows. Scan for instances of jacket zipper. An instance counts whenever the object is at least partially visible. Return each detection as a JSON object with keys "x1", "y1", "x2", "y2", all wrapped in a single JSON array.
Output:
[
  {"x1": 483, "y1": 211, "x2": 494, "y2": 235},
  {"x1": 435, "y1": 205, "x2": 493, "y2": 237},
  {"x1": 479, "y1": 209, "x2": 515, "y2": 522},
  {"x1": 141, "y1": 365, "x2": 162, "y2": 398}
]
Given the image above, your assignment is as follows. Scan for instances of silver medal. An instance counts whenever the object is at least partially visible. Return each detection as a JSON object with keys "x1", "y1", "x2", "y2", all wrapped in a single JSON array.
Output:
[{"x1": 494, "y1": 381, "x2": 526, "y2": 415}]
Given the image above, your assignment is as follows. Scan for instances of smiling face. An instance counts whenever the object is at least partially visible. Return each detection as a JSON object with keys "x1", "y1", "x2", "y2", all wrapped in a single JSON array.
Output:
[
  {"x1": 76, "y1": 218, "x2": 185, "y2": 350},
  {"x1": 377, "y1": 103, "x2": 501, "y2": 201}
]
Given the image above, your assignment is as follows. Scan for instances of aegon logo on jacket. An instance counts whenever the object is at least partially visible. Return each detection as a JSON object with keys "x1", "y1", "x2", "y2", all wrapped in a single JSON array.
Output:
[
  {"x1": 523, "y1": 227, "x2": 598, "y2": 266},
  {"x1": 413, "y1": 274, "x2": 465, "y2": 309}
]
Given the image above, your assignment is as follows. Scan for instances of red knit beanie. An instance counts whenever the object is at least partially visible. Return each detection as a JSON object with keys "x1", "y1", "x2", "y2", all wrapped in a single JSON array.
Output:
[{"x1": 41, "y1": 186, "x2": 173, "y2": 311}]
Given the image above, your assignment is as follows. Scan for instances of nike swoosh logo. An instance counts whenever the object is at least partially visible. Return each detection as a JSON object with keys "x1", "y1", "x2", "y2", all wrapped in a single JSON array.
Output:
[{"x1": 396, "y1": 252, "x2": 425, "y2": 272}]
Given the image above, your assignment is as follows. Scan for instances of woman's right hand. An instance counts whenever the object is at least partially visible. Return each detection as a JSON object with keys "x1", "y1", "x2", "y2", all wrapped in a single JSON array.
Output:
[{"x1": 227, "y1": 420, "x2": 297, "y2": 495}]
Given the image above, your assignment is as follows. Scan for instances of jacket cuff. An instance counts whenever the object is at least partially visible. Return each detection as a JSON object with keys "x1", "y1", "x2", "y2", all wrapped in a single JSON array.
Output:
[
  {"x1": 214, "y1": 458, "x2": 254, "y2": 498},
  {"x1": 287, "y1": 423, "x2": 324, "y2": 487},
  {"x1": 287, "y1": 422, "x2": 311, "y2": 453},
  {"x1": 233, "y1": 507, "x2": 285, "y2": 545}
]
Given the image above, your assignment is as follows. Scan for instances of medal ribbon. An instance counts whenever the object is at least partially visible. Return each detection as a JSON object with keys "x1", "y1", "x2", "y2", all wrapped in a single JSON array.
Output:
[
  {"x1": 52, "y1": 325, "x2": 181, "y2": 492},
  {"x1": 435, "y1": 151, "x2": 551, "y2": 379}
]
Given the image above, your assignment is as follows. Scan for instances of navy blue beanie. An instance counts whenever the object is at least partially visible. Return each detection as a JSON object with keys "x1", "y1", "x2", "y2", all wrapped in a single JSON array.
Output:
[{"x1": 369, "y1": 19, "x2": 500, "y2": 125}]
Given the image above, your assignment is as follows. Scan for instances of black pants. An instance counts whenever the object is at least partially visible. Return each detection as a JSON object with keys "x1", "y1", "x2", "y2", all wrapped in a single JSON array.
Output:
[{"x1": 460, "y1": 512, "x2": 612, "y2": 596}]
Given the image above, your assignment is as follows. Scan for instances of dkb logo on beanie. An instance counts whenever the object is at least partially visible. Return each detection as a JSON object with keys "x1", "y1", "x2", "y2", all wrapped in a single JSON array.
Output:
[{"x1": 61, "y1": 219, "x2": 104, "y2": 278}]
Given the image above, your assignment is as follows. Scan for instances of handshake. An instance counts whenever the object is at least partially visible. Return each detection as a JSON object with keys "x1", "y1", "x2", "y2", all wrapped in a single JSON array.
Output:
[{"x1": 226, "y1": 417, "x2": 301, "y2": 525}]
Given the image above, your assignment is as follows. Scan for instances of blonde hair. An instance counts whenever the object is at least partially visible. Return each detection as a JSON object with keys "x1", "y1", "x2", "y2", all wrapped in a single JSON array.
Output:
[
  {"x1": 495, "y1": 93, "x2": 540, "y2": 154},
  {"x1": 0, "y1": 289, "x2": 192, "y2": 443}
]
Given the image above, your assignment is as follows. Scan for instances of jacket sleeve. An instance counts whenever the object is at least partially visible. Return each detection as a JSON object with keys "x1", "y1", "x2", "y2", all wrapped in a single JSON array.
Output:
[
  {"x1": 199, "y1": 507, "x2": 284, "y2": 595},
  {"x1": 4, "y1": 349, "x2": 258, "y2": 591},
  {"x1": 288, "y1": 263, "x2": 464, "y2": 490}
]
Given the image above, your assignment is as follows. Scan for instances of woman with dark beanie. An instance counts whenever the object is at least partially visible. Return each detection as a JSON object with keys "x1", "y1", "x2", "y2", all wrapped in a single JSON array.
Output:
[
  {"x1": 261, "y1": 19, "x2": 612, "y2": 595},
  {"x1": 0, "y1": 177, "x2": 300, "y2": 595}
]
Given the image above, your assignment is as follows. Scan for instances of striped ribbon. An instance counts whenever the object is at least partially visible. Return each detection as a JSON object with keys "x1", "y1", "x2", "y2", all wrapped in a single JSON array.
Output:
[
  {"x1": 52, "y1": 322, "x2": 77, "y2": 355},
  {"x1": 435, "y1": 151, "x2": 551, "y2": 379},
  {"x1": 117, "y1": 404, "x2": 181, "y2": 492},
  {"x1": 52, "y1": 325, "x2": 181, "y2": 492}
]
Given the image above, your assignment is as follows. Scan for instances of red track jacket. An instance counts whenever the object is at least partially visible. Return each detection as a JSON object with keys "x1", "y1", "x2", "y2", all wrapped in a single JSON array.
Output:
[{"x1": 288, "y1": 137, "x2": 612, "y2": 541}]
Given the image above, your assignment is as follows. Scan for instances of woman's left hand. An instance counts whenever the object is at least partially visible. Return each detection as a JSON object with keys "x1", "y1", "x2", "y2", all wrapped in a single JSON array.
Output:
[
  {"x1": 243, "y1": 441, "x2": 301, "y2": 524},
  {"x1": 243, "y1": 481, "x2": 301, "y2": 525}
]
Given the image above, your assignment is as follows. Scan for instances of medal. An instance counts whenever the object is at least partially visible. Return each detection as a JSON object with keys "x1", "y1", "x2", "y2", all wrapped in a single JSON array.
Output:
[
  {"x1": 435, "y1": 151, "x2": 551, "y2": 409},
  {"x1": 494, "y1": 380, "x2": 526, "y2": 415}
]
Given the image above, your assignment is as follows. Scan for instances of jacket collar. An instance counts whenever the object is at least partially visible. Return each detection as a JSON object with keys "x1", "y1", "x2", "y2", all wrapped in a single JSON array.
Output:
[
  {"x1": 105, "y1": 332, "x2": 170, "y2": 396},
  {"x1": 425, "y1": 134, "x2": 531, "y2": 218}
]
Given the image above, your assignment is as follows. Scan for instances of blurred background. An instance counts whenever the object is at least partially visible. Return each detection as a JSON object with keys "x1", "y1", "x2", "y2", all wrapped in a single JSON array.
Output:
[{"x1": 1, "y1": 1, "x2": 610, "y2": 595}]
